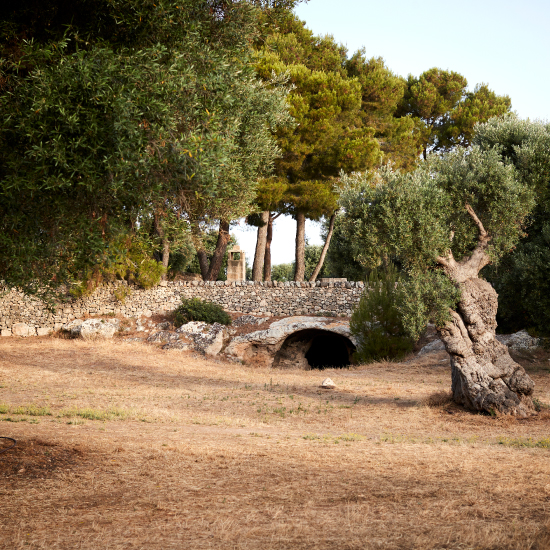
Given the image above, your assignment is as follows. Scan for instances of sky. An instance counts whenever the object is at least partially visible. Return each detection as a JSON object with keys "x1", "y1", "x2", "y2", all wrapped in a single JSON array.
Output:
[{"x1": 232, "y1": 0, "x2": 550, "y2": 266}]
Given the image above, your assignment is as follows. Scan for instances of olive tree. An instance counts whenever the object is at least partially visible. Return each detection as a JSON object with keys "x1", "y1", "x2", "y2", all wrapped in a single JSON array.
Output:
[{"x1": 339, "y1": 145, "x2": 536, "y2": 415}]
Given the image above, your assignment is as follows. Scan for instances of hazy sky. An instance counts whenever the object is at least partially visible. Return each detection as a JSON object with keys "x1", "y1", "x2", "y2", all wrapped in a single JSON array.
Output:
[{"x1": 233, "y1": 0, "x2": 550, "y2": 266}]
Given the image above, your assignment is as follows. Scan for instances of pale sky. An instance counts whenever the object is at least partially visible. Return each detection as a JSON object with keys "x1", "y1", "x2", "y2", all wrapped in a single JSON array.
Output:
[{"x1": 232, "y1": 0, "x2": 550, "y2": 266}]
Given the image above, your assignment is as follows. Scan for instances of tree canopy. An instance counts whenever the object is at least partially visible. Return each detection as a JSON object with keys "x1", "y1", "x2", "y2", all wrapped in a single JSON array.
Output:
[
  {"x1": 473, "y1": 115, "x2": 550, "y2": 334},
  {"x1": 338, "y1": 129, "x2": 538, "y2": 415},
  {"x1": 0, "y1": 0, "x2": 292, "y2": 294},
  {"x1": 397, "y1": 68, "x2": 511, "y2": 159}
]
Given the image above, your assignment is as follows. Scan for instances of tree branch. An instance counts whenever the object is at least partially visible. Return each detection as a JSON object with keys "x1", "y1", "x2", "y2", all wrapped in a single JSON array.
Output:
[{"x1": 465, "y1": 203, "x2": 488, "y2": 241}]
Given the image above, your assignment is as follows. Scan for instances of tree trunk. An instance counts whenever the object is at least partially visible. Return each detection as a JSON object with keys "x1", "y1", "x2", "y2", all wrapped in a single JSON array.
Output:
[
  {"x1": 205, "y1": 220, "x2": 231, "y2": 281},
  {"x1": 190, "y1": 222, "x2": 209, "y2": 280},
  {"x1": 197, "y1": 249, "x2": 209, "y2": 280},
  {"x1": 154, "y1": 211, "x2": 170, "y2": 280},
  {"x1": 436, "y1": 204, "x2": 534, "y2": 416},
  {"x1": 263, "y1": 212, "x2": 281, "y2": 282},
  {"x1": 438, "y1": 276, "x2": 534, "y2": 416},
  {"x1": 294, "y1": 211, "x2": 306, "y2": 282},
  {"x1": 263, "y1": 214, "x2": 274, "y2": 282},
  {"x1": 309, "y1": 213, "x2": 335, "y2": 282},
  {"x1": 161, "y1": 239, "x2": 170, "y2": 270},
  {"x1": 252, "y1": 211, "x2": 269, "y2": 281}
]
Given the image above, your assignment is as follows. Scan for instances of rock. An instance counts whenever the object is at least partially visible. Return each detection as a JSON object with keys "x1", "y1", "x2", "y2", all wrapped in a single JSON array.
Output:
[
  {"x1": 321, "y1": 378, "x2": 336, "y2": 389},
  {"x1": 418, "y1": 339, "x2": 446, "y2": 355},
  {"x1": 176, "y1": 321, "x2": 209, "y2": 335},
  {"x1": 12, "y1": 323, "x2": 34, "y2": 337},
  {"x1": 62, "y1": 319, "x2": 85, "y2": 337},
  {"x1": 232, "y1": 315, "x2": 270, "y2": 327},
  {"x1": 156, "y1": 321, "x2": 172, "y2": 330},
  {"x1": 63, "y1": 318, "x2": 119, "y2": 339},
  {"x1": 177, "y1": 322, "x2": 227, "y2": 356},
  {"x1": 1, "y1": 329, "x2": 12, "y2": 337},
  {"x1": 497, "y1": 330, "x2": 540, "y2": 350},
  {"x1": 37, "y1": 327, "x2": 53, "y2": 336},
  {"x1": 225, "y1": 316, "x2": 355, "y2": 367},
  {"x1": 124, "y1": 337, "x2": 144, "y2": 342},
  {"x1": 162, "y1": 341, "x2": 191, "y2": 351},
  {"x1": 147, "y1": 331, "x2": 180, "y2": 344}
]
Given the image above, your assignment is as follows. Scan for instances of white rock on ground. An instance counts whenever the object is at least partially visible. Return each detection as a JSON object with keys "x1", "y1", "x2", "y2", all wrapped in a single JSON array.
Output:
[
  {"x1": 146, "y1": 331, "x2": 180, "y2": 344},
  {"x1": 173, "y1": 322, "x2": 227, "y2": 356},
  {"x1": 496, "y1": 330, "x2": 540, "y2": 350},
  {"x1": 11, "y1": 323, "x2": 35, "y2": 337},
  {"x1": 418, "y1": 339, "x2": 446, "y2": 355},
  {"x1": 62, "y1": 318, "x2": 120, "y2": 339},
  {"x1": 321, "y1": 378, "x2": 336, "y2": 389}
]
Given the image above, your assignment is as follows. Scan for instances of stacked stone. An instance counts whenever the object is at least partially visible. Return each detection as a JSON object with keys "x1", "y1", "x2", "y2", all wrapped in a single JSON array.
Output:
[{"x1": 0, "y1": 280, "x2": 365, "y2": 336}]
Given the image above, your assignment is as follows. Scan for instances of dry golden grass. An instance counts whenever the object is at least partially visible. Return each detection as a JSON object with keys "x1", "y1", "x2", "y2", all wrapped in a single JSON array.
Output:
[{"x1": 1, "y1": 337, "x2": 550, "y2": 549}]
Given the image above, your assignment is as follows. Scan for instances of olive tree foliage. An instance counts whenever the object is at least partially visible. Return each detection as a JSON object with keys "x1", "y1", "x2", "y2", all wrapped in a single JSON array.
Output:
[
  {"x1": 0, "y1": 0, "x2": 294, "y2": 297},
  {"x1": 473, "y1": 115, "x2": 550, "y2": 334},
  {"x1": 339, "y1": 144, "x2": 537, "y2": 415}
]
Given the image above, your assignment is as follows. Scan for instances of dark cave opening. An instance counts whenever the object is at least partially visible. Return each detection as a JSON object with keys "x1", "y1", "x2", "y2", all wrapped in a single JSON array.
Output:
[{"x1": 273, "y1": 329, "x2": 355, "y2": 370}]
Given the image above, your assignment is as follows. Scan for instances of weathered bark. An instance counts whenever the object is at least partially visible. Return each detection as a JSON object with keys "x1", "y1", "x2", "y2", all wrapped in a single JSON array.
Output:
[
  {"x1": 294, "y1": 211, "x2": 306, "y2": 282},
  {"x1": 205, "y1": 220, "x2": 231, "y2": 281},
  {"x1": 197, "y1": 249, "x2": 209, "y2": 280},
  {"x1": 161, "y1": 239, "x2": 170, "y2": 270},
  {"x1": 437, "y1": 204, "x2": 534, "y2": 416},
  {"x1": 154, "y1": 211, "x2": 170, "y2": 279},
  {"x1": 252, "y1": 211, "x2": 269, "y2": 281},
  {"x1": 190, "y1": 223, "x2": 209, "y2": 280},
  {"x1": 263, "y1": 212, "x2": 281, "y2": 282},
  {"x1": 309, "y1": 212, "x2": 335, "y2": 282}
]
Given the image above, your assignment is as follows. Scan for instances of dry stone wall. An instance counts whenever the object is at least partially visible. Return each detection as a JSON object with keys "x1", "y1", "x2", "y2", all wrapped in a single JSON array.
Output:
[{"x1": 0, "y1": 280, "x2": 365, "y2": 336}]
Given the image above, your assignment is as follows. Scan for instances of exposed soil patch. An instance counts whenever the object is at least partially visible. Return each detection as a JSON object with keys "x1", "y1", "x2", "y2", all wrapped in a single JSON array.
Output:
[{"x1": 0, "y1": 438, "x2": 88, "y2": 480}]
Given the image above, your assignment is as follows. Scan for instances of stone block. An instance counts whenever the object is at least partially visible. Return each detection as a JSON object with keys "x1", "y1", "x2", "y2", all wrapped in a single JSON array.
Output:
[
  {"x1": 37, "y1": 327, "x2": 53, "y2": 336},
  {"x1": 12, "y1": 322, "x2": 34, "y2": 337},
  {"x1": 1, "y1": 329, "x2": 12, "y2": 337}
]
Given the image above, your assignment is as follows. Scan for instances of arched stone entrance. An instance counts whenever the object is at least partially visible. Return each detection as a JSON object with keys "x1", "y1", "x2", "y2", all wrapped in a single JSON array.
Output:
[
  {"x1": 224, "y1": 316, "x2": 357, "y2": 368},
  {"x1": 272, "y1": 329, "x2": 355, "y2": 370}
]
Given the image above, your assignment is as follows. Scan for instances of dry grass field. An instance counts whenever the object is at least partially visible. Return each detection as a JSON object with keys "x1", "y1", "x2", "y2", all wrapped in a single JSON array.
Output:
[{"x1": 1, "y1": 337, "x2": 550, "y2": 550}]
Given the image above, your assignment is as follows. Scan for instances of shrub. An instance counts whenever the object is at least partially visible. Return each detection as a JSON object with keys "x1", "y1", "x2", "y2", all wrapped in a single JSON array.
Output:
[
  {"x1": 135, "y1": 259, "x2": 165, "y2": 290},
  {"x1": 113, "y1": 285, "x2": 132, "y2": 304},
  {"x1": 174, "y1": 298, "x2": 232, "y2": 327},
  {"x1": 350, "y1": 265, "x2": 414, "y2": 362}
]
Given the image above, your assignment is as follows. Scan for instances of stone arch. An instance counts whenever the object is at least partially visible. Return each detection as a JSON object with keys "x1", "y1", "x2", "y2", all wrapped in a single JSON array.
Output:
[{"x1": 272, "y1": 328, "x2": 356, "y2": 370}]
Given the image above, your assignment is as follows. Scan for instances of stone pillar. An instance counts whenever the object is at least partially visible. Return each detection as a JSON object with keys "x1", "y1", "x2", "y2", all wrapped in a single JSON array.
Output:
[{"x1": 227, "y1": 245, "x2": 246, "y2": 282}]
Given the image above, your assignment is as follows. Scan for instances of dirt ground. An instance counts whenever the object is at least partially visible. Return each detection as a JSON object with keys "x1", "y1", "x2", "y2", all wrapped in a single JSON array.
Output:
[{"x1": 1, "y1": 337, "x2": 549, "y2": 550}]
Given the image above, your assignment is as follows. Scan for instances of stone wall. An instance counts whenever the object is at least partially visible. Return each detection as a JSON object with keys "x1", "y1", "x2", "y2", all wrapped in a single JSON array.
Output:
[{"x1": 0, "y1": 280, "x2": 365, "y2": 336}]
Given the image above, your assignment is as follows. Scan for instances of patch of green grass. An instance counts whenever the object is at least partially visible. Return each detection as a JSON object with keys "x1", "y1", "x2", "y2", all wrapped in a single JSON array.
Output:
[
  {"x1": 338, "y1": 433, "x2": 366, "y2": 442},
  {"x1": 58, "y1": 407, "x2": 132, "y2": 421},
  {"x1": 497, "y1": 436, "x2": 550, "y2": 449},
  {"x1": 302, "y1": 433, "x2": 366, "y2": 444},
  {"x1": 533, "y1": 398, "x2": 550, "y2": 412},
  {"x1": 0, "y1": 403, "x2": 51, "y2": 416}
]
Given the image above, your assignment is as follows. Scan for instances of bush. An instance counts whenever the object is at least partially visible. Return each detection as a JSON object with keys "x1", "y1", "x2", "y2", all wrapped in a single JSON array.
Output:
[
  {"x1": 174, "y1": 298, "x2": 232, "y2": 327},
  {"x1": 350, "y1": 265, "x2": 414, "y2": 362}
]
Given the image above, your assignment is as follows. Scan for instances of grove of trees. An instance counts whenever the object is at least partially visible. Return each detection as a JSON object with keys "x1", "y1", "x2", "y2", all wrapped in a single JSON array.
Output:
[{"x1": 1, "y1": 0, "x2": 548, "y2": 414}]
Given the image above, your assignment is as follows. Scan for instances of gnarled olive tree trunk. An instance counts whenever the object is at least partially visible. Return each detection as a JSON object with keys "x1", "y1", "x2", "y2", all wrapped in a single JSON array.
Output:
[{"x1": 437, "y1": 205, "x2": 534, "y2": 416}]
